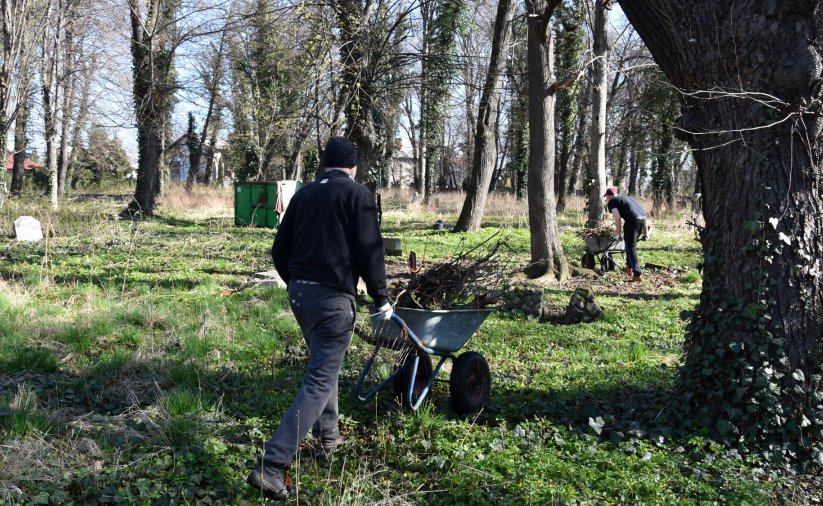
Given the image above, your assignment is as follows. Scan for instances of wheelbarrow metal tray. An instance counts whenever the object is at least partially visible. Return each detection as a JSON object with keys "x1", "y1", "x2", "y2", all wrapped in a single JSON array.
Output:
[
  {"x1": 584, "y1": 236, "x2": 623, "y2": 253},
  {"x1": 371, "y1": 307, "x2": 494, "y2": 353}
]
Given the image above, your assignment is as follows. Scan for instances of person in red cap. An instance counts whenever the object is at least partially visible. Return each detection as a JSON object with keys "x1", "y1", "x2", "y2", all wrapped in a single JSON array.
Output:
[
  {"x1": 603, "y1": 186, "x2": 647, "y2": 281},
  {"x1": 247, "y1": 136, "x2": 391, "y2": 499}
]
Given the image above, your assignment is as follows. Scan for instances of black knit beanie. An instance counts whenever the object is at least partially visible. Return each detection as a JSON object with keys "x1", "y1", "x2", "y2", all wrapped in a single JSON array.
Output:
[{"x1": 323, "y1": 137, "x2": 357, "y2": 168}]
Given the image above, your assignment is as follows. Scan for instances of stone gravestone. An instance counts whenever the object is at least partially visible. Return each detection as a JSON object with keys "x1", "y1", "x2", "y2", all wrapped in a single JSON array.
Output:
[
  {"x1": 564, "y1": 286, "x2": 604, "y2": 323},
  {"x1": 14, "y1": 216, "x2": 43, "y2": 242}
]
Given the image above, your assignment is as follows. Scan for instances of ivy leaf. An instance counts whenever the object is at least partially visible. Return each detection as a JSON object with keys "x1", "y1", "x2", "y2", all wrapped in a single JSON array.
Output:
[
  {"x1": 589, "y1": 416, "x2": 605, "y2": 435},
  {"x1": 768, "y1": 217, "x2": 779, "y2": 229},
  {"x1": 778, "y1": 232, "x2": 792, "y2": 245},
  {"x1": 792, "y1": 369, "x2": 806, "y2": 382},
  {"x1": 813, "y1": 449, "x2": 823, "y2": 467},
  {"x1": 716, "y1": 419, "x2": 736, "y2": 435}
]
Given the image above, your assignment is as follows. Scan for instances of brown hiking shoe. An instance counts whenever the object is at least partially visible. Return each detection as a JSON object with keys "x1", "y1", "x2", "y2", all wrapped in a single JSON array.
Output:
[
  {"x1": 246, "y1": 461, "x2": 293, "y2": 499},
  {"x1": 631, "y1": 274, "x2": 642, "y2": 282},
  {"x1": 623, "y1": 266, "x2": 632, "y2": 275}
]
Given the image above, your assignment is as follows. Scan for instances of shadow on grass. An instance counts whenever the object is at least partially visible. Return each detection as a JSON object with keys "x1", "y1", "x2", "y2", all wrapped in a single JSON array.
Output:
[
  {"x1": 486, "y1": 380, "x2": 690, "y2": 444},
  {"x1": 596, "y1": 290, "x2": 700, "y2": 302}
]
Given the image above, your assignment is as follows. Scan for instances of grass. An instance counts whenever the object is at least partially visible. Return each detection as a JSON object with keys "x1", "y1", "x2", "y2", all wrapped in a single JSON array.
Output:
[{"x1": 0, "y1": 184, "x2": 813, "y2": 504}]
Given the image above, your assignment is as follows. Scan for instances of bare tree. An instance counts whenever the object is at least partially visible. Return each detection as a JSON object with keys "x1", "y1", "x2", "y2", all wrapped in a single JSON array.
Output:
[
  {"x1": 453, "y1": 0, "x2": 515, "y2": 232},
  {"x1": 0, "y1": 0, "x2": 45, "y2": 207},
  {"x1": 186, "y1": 31, "x2": 225, "y2": 193},
  {"x1": 10, "y1": 78, "x2": 31, "y2": 197},
  {"x1": 41, "y1": 0, "x2": 64, "y2": 208}
]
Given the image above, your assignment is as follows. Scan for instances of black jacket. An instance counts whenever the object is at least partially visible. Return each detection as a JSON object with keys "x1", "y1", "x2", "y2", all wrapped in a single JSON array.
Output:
[
  {"x1": 271, "y1": 170, "x2": 388, "y2": 307},
  {"x1": 607, "y1": 195, "x2": 646, "y2": 222}
]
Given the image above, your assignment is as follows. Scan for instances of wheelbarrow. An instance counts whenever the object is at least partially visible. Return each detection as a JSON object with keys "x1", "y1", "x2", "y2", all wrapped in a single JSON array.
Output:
[
  {"x1": 581, "y1": 235, "x2": 624, "y2": 272},
  {"x1": 352, "y1": 307, "x2": 494, "y2": 414}
]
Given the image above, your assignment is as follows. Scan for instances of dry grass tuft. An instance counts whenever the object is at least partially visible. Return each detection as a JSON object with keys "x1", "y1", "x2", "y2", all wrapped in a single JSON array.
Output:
[{"x1": 158, "y1": 184, "x2": 233, "y2": 212}]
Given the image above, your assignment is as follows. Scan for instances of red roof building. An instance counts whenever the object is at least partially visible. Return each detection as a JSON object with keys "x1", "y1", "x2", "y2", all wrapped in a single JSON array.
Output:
[{"x1": 6, "y1": 151, "x2": 43, "y2": 172}]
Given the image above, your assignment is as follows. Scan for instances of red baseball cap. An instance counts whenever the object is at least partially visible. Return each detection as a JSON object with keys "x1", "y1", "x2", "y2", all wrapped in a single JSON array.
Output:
[{"x1": 604, "y1": 186, "x2": 618, "y2": 196}]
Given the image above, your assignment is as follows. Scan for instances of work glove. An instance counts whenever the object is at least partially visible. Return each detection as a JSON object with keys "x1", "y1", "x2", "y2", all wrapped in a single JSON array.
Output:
[
  {"x1": 373, "y1": 303, "x2": 394, "y2": 321},
  {"x1": 614, "y1": 235, "x2": 622, "y2": 242}
]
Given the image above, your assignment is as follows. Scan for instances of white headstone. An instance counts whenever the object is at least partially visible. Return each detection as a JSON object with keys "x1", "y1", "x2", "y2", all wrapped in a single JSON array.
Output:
[{"x1": 14, "y1": 216, "x2": 43, "y2": 242}]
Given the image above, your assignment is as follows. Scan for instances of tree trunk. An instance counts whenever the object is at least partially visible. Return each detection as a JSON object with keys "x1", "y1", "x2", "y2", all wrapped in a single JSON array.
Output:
[
  {"x1": 68, "y1": 53, "x2": 95, "y2": 190},
  {"x1": 627, "y1": 132, "x2": 643, "y2": 195},
  {"x1": 42, "y1": 0, "x2": 61, "y2": 208},
  {"x1": 453, "y1": 0, "x2": 515, "y2": 232},
  {"x1": 622, "y1": 0, "x2": 823, "y2": 458},
  {"x1": 56, "y1": 16, "x2": 76, "y2": 198},
  {"x1": 126, "y1": 0, "x2": 175, "y2": 217},
  {"x1": 10, "y1": 88, "x2": 28, "y2": 198},
  {"x1": 461, "y1": 34, "x2": 476, "y2": 173},
  {"x1": 567, "y1": 73, "x2": 591, "y2": 196},
  {"x1": 554, "y1": 2, "x2": 583, "y2": 212},
  {"x1": 524, "y1": 0, "x2": 568, "y2": 281},
  {"x1": 43, "y1": 65, "x2": 59, "y2": 208},
  {"x1": 185, "y1": 113, "x2": 199, "y2": 192},
  {"x1": 586, "y1": 0, "x2": 608, "y2": 227}
]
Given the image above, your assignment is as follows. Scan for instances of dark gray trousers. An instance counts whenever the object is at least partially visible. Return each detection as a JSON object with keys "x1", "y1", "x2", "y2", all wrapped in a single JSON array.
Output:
[{"x1": 262, "y1": 282, "x2": 355, "y2": 466}]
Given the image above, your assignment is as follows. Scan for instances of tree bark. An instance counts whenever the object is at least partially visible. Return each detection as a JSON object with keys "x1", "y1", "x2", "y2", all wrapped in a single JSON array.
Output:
[
  {"x1": 524, "y1": 0, "x2": 568, "y2": 281},
  {"x1": 56, "y1": 12, "x2": 77, "y2": 199},
  {"x1": 41, "y1": 0, "x2": 62, "y2": 208},
  {"x1": 567, "y1": 71, "x2": 591, "y2": 196},
  {"x1": 586, "y1": 0, "x2": 608, "y2": 227},
  {"x1": 453, "y1": 0, "x2": 515, "y2": 232},
  {"x1": 68, "y1": 52, "x2": 95, "y2": 190},
  {"x1": 10, "y1": 84, "x2": 29, "y2": 198},
  {"x1": 126, "y1": 0, "x2": 175, "y2": 217},
  {"x1": 622, "y1": 0, "x2": 823, "y2": 456}
]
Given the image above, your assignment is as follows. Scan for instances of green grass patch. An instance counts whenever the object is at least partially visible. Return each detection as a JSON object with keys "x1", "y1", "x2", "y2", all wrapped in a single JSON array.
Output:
[
  {"x1": 0, "y1": 193, "x2": 809, "y2": 504},
  {"x1": 2, "y1": 346, "x2": 60, "y2": 374},
  {"x1": 0, "y1": 385, "x2": 57, "y2": 439}
]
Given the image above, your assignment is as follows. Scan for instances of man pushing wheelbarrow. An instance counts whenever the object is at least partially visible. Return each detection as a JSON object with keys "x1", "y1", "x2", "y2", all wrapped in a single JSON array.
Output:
[{"x1": 604, "y1": 186, "x2": 647, "y2": 282}]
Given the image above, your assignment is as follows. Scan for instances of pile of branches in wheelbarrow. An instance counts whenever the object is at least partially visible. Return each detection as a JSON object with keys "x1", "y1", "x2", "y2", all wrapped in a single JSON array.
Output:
[{"x1": 392, "y1": 231, "x2": 516, "y2": 310}]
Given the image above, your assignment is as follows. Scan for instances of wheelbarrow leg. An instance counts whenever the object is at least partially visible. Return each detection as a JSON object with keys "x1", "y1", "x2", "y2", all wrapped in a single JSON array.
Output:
[{"x1": 408, "y1": 354, "x2": 450, "y2": 411}]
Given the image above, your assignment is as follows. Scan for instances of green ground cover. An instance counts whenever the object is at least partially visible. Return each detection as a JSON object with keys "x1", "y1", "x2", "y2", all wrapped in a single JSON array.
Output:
[{"x1": 0, "y1": 194, "x2": 814, "y2": 504}]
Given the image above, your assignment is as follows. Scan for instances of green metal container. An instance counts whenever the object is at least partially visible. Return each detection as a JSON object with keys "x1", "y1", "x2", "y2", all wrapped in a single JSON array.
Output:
[{"x1": 234, "y1": 181, "x2": 301, "y2": 228}]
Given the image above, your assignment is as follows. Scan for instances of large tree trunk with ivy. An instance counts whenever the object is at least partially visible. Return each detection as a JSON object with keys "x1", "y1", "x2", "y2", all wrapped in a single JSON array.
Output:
[
  {"x1": 554, "y1": 0, "x2": 583, "y2": 213},
  {"x1": 524, "y1": 0, "x2": 568, "y2": 281},
  {"x1": 622, "y1": 0, "x2": 823, "y2": 461},
  {"x1": 453, "y1": 0, "x2": 514, "y2": 232},
  {"x1": 126, "y1": 0, "x2": 176, "y2": 217}
]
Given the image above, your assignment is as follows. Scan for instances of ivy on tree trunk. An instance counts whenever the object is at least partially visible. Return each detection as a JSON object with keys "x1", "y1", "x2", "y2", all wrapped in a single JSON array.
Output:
[{"x1": 622, "y1": 0, "x2": 823, "y2": 463}]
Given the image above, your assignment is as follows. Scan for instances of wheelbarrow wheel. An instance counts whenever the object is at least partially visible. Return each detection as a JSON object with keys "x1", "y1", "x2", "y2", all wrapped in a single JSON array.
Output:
[
  {"x1": 449, "y1": 351, "x2": 491, "y2": 415},
  {"x1": 393, "y1": 353, "x2": 433, "y2": 409},
  {"x1": 600, "y1": 253, "x2": 616, "y2": 271},
  {"x1": 581, "y1": 252, "x2": 596, "y2": 270}
]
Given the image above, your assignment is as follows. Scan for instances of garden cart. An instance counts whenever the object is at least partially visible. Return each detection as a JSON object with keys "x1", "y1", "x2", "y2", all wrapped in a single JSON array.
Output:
[
  {"x1": 352, "y1": 307, "x2": 494, "y2": 414},
  {"x1": 581, "y1": 235, "x2": 624, "y2": 272}
]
